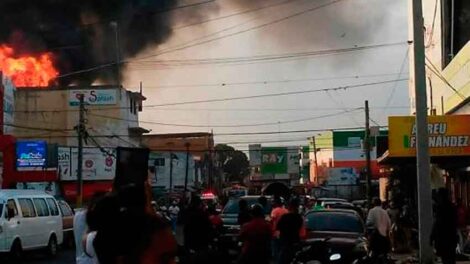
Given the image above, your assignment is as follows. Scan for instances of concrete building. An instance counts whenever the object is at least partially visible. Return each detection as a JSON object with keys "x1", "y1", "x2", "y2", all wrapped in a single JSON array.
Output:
[
  {"x1": 142, "y1": 132, "x2": 215, "y2": 189},
  {"x1": 309, "y1": 130, "x2": 387, "y2": 185},
  {"x1": 12, "y1": 85, "x2": 148, "y2": 147},
  {"x1": 413, "y1": 1, "x2": 470, "y2": 115}
]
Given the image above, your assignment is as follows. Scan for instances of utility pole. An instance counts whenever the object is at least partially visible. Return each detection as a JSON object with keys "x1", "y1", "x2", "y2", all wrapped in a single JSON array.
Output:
[
  {"x1": 312, "y1": 137, "x2": 319, "y2": 184},
  {"x1": 411, "y1": 0, "x2": 434, "y2": 263},
  {"x1": 184, "y1": 142, "x2": 190, "y2": 194},
  {"x1": 364, "y1": 100, "x2": 372, "y2": 206},
  {"x1": 169, "y1": 152, "x2": 173, "y2": 193},
  {"x1": 76, "y1": 94, "x2": 85, "y2": 208}
]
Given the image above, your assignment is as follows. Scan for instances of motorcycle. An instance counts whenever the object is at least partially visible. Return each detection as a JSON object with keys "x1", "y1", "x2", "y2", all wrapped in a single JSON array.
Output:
[{"x1": 290, "y1": 238, "x2": 343, "y2": 264}]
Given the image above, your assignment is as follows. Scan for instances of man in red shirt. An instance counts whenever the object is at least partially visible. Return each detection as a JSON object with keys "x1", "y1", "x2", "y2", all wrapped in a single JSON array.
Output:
[{"x1": 239, "y1": 204, "x2": 272, "y2": 264}]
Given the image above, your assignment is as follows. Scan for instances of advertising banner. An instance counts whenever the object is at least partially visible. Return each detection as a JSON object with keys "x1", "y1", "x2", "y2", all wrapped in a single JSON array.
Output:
[
  {"x1": 261, "y1": 147, "x2": 288, "y2": 174},
  {"x1": 58, "y1": 147, "x2": 116, "y2": 181},
  {"x1": 148, "y1": 152, "x2": 195, "y2": 188},
  {"x1": 69, "y1": 89, "x2": 117, "y2": 106},
  {"x1": 388, "y1": 115, "x2": 470, "y2": 157},
  {"x1": 16, "y1": 141, "x2": 47, "y2": 169}
]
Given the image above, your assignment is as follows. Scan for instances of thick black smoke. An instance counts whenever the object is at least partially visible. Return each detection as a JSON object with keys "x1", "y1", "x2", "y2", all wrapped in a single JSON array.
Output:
[{"x1": 0, "y1": 0, "x2": 180, "y2": 85}]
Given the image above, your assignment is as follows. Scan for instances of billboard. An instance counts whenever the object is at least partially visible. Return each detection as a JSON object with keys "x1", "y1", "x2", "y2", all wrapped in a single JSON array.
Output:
[
  {"x1": 69, "y1": 89, "x2": 117, "y2": 106},
  {"x1": 58, "y1": 147, "x2": 116, "y2": 181},
  {"x1": 148, "y1": 151, "x2": 195, "y2": 188},
  {"x1": 388, "y1": 115, "x2": 470, "y2": 157},
  {"x1": 16, "y1": 141, "x2": 47, "y2": 169}
]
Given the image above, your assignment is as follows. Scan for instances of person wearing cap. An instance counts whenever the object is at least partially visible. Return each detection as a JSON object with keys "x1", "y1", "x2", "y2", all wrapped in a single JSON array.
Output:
[{"x1": 239, "y1": 204, "x2": 272, "y2": 264}]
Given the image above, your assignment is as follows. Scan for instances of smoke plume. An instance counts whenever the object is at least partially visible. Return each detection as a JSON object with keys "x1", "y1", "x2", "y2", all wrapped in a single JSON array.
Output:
[{"x1": 0, "y1": 0, "x2": 181, "y2": 85}]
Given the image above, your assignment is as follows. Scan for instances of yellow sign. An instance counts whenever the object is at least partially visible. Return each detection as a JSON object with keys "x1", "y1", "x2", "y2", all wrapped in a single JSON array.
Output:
[{"x1": 388, "y1": 115, "x2": 470, "y2": 157}]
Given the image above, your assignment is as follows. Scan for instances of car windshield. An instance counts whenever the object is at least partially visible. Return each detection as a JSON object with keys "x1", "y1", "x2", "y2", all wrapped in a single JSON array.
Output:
[
  {"x1": 223, "y1": 197, "x2": 272, "y2": 214},
  {"x1": 306, "y1": 212, "x2": 364, "y2": 233}
]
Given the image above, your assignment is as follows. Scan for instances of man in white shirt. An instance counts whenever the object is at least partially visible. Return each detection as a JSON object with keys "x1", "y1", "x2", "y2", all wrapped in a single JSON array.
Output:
[{"x1": 366, "y1": 197, "x2": 392, "y2": 256}]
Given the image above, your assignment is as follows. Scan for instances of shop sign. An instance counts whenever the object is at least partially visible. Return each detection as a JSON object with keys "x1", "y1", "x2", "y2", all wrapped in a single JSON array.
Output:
[
  {"x1": 58, "y1": 147, "x2": 116, "y2": 181},
  {"x1": 69, "y1": 89, "x2": 117, "y2": 106},
  {"x1": 388, "y1": 115, "x2": 470, "y2": 157}
]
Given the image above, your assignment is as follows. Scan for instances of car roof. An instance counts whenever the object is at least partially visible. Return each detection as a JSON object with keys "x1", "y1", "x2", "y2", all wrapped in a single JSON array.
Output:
[
  {"x1": 323, "y1": 201, "x2": 354, "y2": 205},
  {"x1": 306, "y1": 208, "x2": 360, "y2": 216},
  {"x1": 0, "y1": 189, "x2": 54, "y2": 200},
  {"x1": 317, "y1": 197, "x2": 347, "y2": 201}
]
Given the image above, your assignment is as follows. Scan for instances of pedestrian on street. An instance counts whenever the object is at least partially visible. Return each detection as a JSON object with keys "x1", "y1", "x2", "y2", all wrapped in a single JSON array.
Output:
[
  {"x1": 277, "y1": 198, "x2": 305, "y2": 264},
  {"x1": 74, "y1": 192, "x2": 106, "y2": 264},
  {"x1": 238, "y1": 199, "x2": 252, "y2": 226},
  {"x1": 183, "y1": 195, "x2": 213, "y2": 252},
  {"x1": 168, "y1": 200, "x2": 180, "y2": 232},
  {"x1": 92, "y1": 184, "x2": 177, "y2": 264},
  {"x1": 456, "y1": 198, "x2": 468, "y2": 254},
  {"x1": 239, "y1": 204, "x2": 272, "y2": 264},
  {"x1": 432, "y1": 188, "x2": 458, "y2": 264},
  {"x1": 270, "y1": 197, "x2": 288, "y2": 262},
  {"x1": 366, "y1": 197, "x2": 392, "y2": 258}
]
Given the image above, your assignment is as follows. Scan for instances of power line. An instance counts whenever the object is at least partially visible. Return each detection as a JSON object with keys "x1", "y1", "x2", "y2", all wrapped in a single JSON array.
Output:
[
  {"x1": 88, "y1": 108, "x2": 362, "y2": 128},
  {"x1": 425, "y1": 56, "x2": 465, "y2": 99},
  {"x1": 132, "y1": 73, "x2": 406, "y2": 89},
  {"x1": 143, "y1": 79, "x2": 408, "y2": 107},
  {"x1": 55, "y1": 0, "x2": 346, "y2": 79},
  {"x1": 384, "y1": 46, "x2": 410, "y2": 110},
  {"x1": 130, "y1": 42, "x2": 406, "y2": 67}
]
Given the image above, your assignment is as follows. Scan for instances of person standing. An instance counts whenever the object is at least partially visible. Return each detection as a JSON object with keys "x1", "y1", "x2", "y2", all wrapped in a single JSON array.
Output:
[
  {"x1": 277, "y1": 198, "x2": 305, "y2": 264},
  {"x1": 432, "y1": 188, "x2": 458, "y2": 264},
  {"x1": 456, "y1": 198, "x2": 468, "y2": 254},
  {"x1": 239, "y1": 204, "x2": 272, "y2": 264},
  {"x1": 270, "y1": 197, "x2": 288, "y2": 262},
  {"x1": 366, "y1": 197, "x2": 392, "y2": 258},
  {"x1": 238, "y1": 199, "x2": 251, "y2": 226},
  {"x1": 168, "y1": 200, "x2": 180, "y2": 232}
]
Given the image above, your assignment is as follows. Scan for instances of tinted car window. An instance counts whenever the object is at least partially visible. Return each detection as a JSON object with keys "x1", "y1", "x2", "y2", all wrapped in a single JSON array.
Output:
[
  {"x1": 58, "y1": 200, "x2": 73, "y2": 216},
  {"x1": 33, "y1": 198, "x2": 50, "y2": 217},
  {"x1": 305, "y1": 212, "x2": 364, "y2": 233},
  {"x1": 6, "y1": 199, "x2": 18, "y2": 218},
  {"x1": 223, "y1": 197, "x2": 272, "y2": 214},
  {"x1": 46, "y1": 198, "x2": 60, "y2": 216},
  {"x1": 18, "y1": 198, "x2": 37, "y2": 218}
]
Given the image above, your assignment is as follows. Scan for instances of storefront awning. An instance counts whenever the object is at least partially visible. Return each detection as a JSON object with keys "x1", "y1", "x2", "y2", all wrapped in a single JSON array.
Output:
[{"x1": 378, "y1": 150, "x2": 470, "y2": 169}]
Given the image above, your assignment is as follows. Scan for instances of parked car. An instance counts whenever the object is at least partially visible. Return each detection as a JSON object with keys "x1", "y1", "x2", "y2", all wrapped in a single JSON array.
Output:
[
  {"x1": 57, "y1": 199, "x2": 74, "y2": 248},
  {"x1": 304, "y1": 209, "x2": 368, "y2": 263},
  {"x1": 0, "y1": 190, "x2": 63, "y2": 259}
]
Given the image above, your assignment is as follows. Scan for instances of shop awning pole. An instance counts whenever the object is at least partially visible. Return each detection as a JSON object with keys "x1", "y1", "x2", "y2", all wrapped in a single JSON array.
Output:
[{"x1": 410, "y1": 0, "x2": 434, "y2": 263}]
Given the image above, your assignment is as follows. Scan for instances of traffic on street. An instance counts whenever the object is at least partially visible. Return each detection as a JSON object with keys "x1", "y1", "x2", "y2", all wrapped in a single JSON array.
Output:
[{"x1": 2, "y1": 0, "x2": 470, "y2": 264}]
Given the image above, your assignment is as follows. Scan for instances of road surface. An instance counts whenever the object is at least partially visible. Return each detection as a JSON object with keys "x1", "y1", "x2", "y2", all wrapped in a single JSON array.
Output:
[{"x1": 1, "y1": 248, "x2": 75, "y2": 264}]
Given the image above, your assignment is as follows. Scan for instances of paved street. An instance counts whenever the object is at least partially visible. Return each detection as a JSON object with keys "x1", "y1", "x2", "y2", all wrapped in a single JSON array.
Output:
[{"x1": 1, "y1": 249, "x2": 75, "y2": 264}]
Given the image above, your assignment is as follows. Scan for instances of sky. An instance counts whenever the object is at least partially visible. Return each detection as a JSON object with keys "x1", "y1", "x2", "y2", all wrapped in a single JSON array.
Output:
[{"x1": 122, "y1": 0, "x2": 410, "y2": 148}]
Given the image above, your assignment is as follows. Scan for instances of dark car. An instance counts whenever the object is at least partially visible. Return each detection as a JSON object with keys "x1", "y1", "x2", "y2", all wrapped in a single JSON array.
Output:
[
  {"x1": 322, "y1": 201, "x2": 364, "y2": 218},
  {"x1": 219, "y1": 195, "x2": 273, "y2": 254},
  {"x1": 304, "y1": 209, "x2": 368, "y2": 263}
]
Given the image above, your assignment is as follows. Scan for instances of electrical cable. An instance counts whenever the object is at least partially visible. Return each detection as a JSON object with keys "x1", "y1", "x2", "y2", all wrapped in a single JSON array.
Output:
[{"x1": 88, "y1": 108, "x2": 362, "y2": 128}]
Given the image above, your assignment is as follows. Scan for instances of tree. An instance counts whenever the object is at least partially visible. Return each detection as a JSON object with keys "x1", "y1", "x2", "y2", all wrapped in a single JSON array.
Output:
[{"x1": 215, "y1": 144, "x2": 250, "y2": 183}]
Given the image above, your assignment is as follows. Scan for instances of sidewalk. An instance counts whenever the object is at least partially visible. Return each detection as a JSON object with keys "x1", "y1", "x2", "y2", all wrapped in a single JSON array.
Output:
[{"x1": 391, "y1": 252, "x2": 470, "y2": 264}]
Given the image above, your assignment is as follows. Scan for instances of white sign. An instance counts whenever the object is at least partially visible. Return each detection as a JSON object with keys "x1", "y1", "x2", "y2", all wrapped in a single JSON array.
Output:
[
  {"x1": 148, "y1": 152, "x2": 195, "y2": 188},
  {"x1": 2, "y1": 76, "x2": 15, "y2": 134},
  {"x1": 69, "y1": 89, "x2": 117, "y2": 106},
  {"x1": 58, "y1": 147, "x2": 116, "y2": 181}
]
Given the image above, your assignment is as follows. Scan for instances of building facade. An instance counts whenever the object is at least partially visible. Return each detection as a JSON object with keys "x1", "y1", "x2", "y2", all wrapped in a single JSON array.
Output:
[
  {"x1": 309, "y1": 130, "x2": 387, "y2": 185},
  {"x1": 12, "y1": 85, "x2": 148, "y2": 147}
]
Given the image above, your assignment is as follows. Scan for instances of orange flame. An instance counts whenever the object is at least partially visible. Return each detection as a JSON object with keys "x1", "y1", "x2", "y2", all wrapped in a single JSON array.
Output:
[{"x1": 0, "y1": 45, "x2": 58, "y2": 87}]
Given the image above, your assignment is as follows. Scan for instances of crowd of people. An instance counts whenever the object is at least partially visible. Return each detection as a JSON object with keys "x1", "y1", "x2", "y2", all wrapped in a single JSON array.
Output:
[{"x1": 71, "y1": 183, "x2": 468, "y2": 264}]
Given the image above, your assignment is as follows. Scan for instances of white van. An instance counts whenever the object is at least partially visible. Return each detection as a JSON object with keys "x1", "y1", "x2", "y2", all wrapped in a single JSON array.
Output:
[{"x1": 0, "y1": 190, "x2": 63, "y2": 259}]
